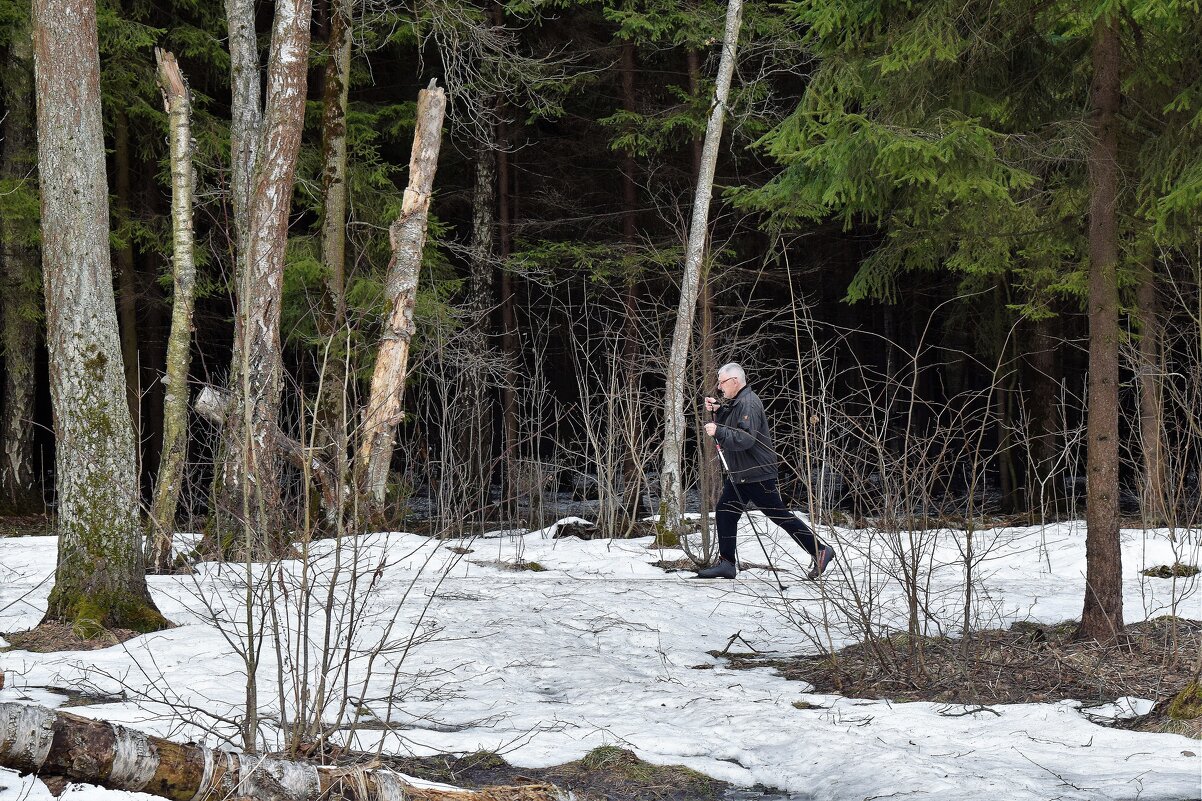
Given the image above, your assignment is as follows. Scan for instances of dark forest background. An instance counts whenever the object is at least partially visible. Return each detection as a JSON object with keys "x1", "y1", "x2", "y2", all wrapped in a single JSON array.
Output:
[{"x1": 1, "y1": 0, "x2": 1200, "y2": 544}]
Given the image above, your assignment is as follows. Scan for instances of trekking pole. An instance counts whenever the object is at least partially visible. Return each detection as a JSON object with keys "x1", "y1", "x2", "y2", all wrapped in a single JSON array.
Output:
[{"x1": 711, "y1": 410, "x2": 788, "y2": 592}]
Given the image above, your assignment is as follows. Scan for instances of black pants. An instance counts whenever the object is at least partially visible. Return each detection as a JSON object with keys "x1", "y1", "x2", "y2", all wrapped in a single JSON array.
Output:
[{"x1": 716, "y1": 479, "x2": 820, "y2": 563}]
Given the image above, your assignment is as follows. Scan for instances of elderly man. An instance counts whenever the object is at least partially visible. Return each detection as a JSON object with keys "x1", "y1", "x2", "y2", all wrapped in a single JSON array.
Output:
[{"x1": 699, "y1": 362, "x2": 836, "y2": 580}]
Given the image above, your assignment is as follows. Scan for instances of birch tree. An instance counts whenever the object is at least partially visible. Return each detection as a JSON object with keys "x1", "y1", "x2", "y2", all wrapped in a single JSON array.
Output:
[
  {"x1": 312, "y1": 0, "x2": 355, "y2": 527},
  {"x1": 224, "y1": 0, "x2": 262, "y2": 260},
  {"x1": 317, "y1": 0, "x2": 353, "y2": 339},
  {"x1": 148, "y1": 48, "x2": 197, "y2": 570},
  {"x1": 32, "y1": 0, "x2": 164, "y2": 632},
  {"x1": 658, "y1": 0, "x2": 743, "y2": 533},
  {"x1": 214, "y1": 0, "x2": 315, "y2": 547}
]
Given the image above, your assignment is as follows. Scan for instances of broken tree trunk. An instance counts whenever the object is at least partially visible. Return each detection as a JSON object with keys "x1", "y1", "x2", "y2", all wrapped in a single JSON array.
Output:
[
  {"x1": 0, "y1": 702, "x2": 565, "y2": 800},
  {"x1": 197, "y1": 386, "x2": 341, "y2": 526},
  {"x1": 358, "y1": 82, "x2": 447, "y2": 524},
  {"x1": 148, "y1": 48, "x2": 198, "y2": 571}
]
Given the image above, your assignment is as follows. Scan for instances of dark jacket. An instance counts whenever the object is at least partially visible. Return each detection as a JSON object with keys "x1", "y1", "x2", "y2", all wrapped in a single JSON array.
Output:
[{"x1": 713, "y1": 386, "x2": 778, "y2": 483}]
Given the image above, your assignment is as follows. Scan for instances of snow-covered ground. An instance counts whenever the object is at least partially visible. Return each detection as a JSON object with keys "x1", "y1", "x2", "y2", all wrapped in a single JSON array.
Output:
[{"x1": 1, "y1": 519, "x2": 1199, "y2": 801}]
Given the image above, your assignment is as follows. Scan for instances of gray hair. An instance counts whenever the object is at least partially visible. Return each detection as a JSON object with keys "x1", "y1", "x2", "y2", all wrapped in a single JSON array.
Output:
[{"x1": 718, "y1": 362, "x2": 746, "y2": 383}]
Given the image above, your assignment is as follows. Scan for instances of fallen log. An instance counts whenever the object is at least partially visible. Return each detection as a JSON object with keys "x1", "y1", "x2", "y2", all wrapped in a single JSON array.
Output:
[{"x1": 0, "y1": 702, "x2": 566, "y2": 800}]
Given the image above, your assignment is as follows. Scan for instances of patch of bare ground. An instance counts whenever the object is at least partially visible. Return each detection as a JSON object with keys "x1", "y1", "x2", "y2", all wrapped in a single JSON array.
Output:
[
  {"x1": 651, "y1": 557, "x2": 695, "y2": 572},
  {"x1": 719, "y1": 616, "x2": 1202, "y2": 737},
  {"x1": 358, "y1": 746, "x2": 726, "y2": 801},
  {"x1": 3, "y1": 622, "x2": 142, "y2": 653},
  {"x1": 0, "y1": 514, "x2": 52, "y2": 538}
]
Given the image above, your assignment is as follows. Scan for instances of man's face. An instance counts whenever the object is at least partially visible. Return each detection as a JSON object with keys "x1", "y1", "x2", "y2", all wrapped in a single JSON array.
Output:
[{"x1": 716, "y1": 373, "x2": 741, "y2": 399}]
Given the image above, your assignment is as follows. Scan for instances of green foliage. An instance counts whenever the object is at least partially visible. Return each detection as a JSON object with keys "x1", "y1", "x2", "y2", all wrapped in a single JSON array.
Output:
[
  {"x1": 509, "y1": 239, "x2": 683, "y2": 285},
  {"x1": 737, "y1": 0, "x2": 1202, "y2": 310}
]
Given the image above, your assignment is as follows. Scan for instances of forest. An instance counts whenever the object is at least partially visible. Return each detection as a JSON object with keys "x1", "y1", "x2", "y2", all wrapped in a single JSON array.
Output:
[{"x1": 0, "y1": 0, "x2": 1200, "y2": 798}]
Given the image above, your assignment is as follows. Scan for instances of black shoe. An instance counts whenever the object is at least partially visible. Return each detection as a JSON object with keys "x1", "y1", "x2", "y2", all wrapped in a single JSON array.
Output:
[
  {"x1": 808, "y1": 545, "x2": 835, "y2": 580},
  {"x1": 696, "y1": 558, "x2": 738, "y2": 579}
]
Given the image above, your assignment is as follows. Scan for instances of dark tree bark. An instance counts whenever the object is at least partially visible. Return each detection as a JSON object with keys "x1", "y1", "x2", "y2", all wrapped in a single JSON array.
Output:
[
  {"x1": 619, "y1": 39, "x2": 648, "y2": 527},
  {"x1": 1078, "y1": 13, "x2": 1124, "y2": 643},
  {"x1": 463, "y1": 135, "x2": 497, "y2": 519},
  {"x1": 1025, "y1": 313, "x2": 1069, "y2": 519},
  {"x1": 1136, "y1": 261, "x2": 1166, "y2": 525},
  {"x1": 224, "y1": 0, "x2": 263, "y2": 259},
  {"x1": 0, "y1": 4, "x2": 42, "y2": 513},
  {"x1": 32, "y1": 0, "x2": 165, "y2": 632},
  {"x1": 497, "y1": 118, "x2": 519, "y2": 520}
]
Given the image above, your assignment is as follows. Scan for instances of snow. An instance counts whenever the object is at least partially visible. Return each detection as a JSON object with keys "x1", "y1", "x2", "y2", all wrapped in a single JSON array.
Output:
[{"x1": 1, "y1": 520, "x2": 1199, "y2": 801}]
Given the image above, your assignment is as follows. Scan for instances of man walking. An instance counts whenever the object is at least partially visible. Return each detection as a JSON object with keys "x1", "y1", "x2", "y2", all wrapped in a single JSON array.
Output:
[{"x1": 699, "y1": 362, "x2": 836, "y2": 580}]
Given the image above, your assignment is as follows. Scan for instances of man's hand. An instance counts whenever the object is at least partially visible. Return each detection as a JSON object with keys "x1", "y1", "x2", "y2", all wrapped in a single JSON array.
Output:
[
  {"x1": 704, "y1": 422, "x2": 717, "y2": 437},
  {"x1": 704, "y1": 396, "x2": 720, "y2": 412}
]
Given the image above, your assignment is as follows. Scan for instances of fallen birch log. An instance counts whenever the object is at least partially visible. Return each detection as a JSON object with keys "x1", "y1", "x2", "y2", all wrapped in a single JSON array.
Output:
[{"x1": 0, "y1": 702, "x2": 566, "y2": 800}]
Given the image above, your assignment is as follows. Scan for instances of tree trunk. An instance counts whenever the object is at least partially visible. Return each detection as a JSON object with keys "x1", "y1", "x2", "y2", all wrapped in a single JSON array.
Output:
[
  {"x1": 1025, "y1": 313, "x2": 1067, "y2": 520},
  {"x1": 1078, "y1": 14, "x2": 1124, "y2": 643},
  {"x1": 148, "y1": 49, "x2": 197, "y2": 571},
  {"x1": 317, "y1": 0, "x2": 351, "y2": 328},
  {"x1": 0, "y1": 703, "x2": 563, "y2": 801},
  {"x1": 497, "y1": 119, "x2": 518, "y2": 521},
  {"x1": 687, "y1": 46, "x2": 718, "y2": 551},
  {"x1": 208, "y1": 0, "x2": 260, "y2": 541},
  {"x1": 1136, "y1": 261, "x2": 1166, "y2": 525},
  {"x1": 659, "y1": 0, "x2": 743, "y2": 533},
  {"x1": 358, "y1": 83, "x2": 447, "y2": 523},
  {"x1": 0, "y1": 5, "x2": 42, "y2": 513},
  {"x1": 32, "y1": 0, "x2": 165, "y2": 633},
  {"x1": 314, "y1": 0, "x2": 354, "y2": 529},
  {"x1": 215, "y1": 0, "x2": 314, "y2": 549},
  {"x1": 224, "y1": 0, "x2": 262, "y2": 260},
  {"x1": 464, "y1": 136, "x2": 497, "y2": 521},
  {"x1": 618, "y1": 39, "x2": 647, "y2": 528},
  {"x1": 197, "y1": 386, "x2": 343, "y2": 525},
  {"x1": 113, "y1": 109, "x2": 141, "y2": 437}
]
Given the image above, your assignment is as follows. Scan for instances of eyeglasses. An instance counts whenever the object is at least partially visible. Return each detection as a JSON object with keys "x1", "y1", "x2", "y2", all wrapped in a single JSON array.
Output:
[{"x1": 717, "y1": 377, "x2": 737, "y2": 387}]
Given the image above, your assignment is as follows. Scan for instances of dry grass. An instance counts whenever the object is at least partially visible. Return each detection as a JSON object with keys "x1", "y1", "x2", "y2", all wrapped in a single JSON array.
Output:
[
  {"x1": 722, "y1": 616, "x2": 1202, "y2": 737},
  {"x1": 3, "y1": 621, "x2": 142, "y2": 653}
]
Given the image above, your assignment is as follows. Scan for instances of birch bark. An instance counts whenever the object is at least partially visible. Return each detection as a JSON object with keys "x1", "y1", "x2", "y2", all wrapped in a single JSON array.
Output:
[
  {"x1": 314, "y1": 0, "x2": 354, "y2": 529},
  {"x1": 148, "y1": 49, "x2": 197, "y2": 570},
  {"x1": 659, "y1": 0, "x2": 743, "y2": 533},
  {"x1": 225, "y1": 0, "x2": 262, "y2": 257},
  {"x1": 0, "y1": 702, "x2": 562, "y2": 801},
  {"x1": 32, "y1": 0, "x2": 164, "y2": 631},
  {"x1": 215, "y1": 0, "x2": 314, "y2": 548}
]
